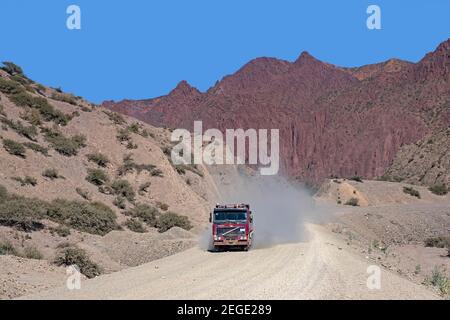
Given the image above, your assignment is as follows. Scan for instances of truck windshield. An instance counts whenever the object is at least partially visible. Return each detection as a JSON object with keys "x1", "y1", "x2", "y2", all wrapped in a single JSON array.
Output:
[{"x1": 214, "y1": 211, "x2": 247, "y2": 222}]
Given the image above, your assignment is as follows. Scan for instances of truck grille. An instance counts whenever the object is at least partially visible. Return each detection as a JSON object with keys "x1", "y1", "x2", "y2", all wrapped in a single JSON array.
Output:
[{"x1": 217, "y1": 226, "x2": 245, "y2": 238}]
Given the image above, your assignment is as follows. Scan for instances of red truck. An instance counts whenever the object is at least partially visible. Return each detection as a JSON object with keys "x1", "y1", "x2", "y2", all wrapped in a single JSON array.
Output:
[{"x1": 210, "y1": 203, "x2": 254, "y2": 251}]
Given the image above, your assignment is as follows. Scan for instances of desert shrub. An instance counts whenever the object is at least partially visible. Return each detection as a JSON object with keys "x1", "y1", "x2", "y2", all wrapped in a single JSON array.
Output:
[
  {"x1": 344, "y1": 198, "x2": 359, "y2": 206},
  {"x1": 156, "y1": 201, "x2": 169, "y2": 211},
  {"x1": 0, "y1": 195, "x2": 47, "y2": 231},
  {"x1": 0, "y1": 118, "x2": 37, "y2": 141},
  {"x1": 424, "y1": 236, "x2": 450, "y2": 249},
  {"x1": 12, "y1": 176, "x2": 37, "y2": 186},
  {"x1": 3, "y1": 138, "x2": 26, "y2": 157},
  {"x1": 117, "y1": 128, "x2": 131, "y2": 142},
  {"x1": 51, "y1": 92, "x2": 77, "y2": 105},
  {"x1": 349, "y1": 176, "x2": 363, "y2": 183},
  {"x1": 75, "y1": 187, "x2": 91, "y2": 200},
  {"x1": 11, "y1": 74, "x2": 29, "y2": 85},
  {"x1": 86, "y1": 168, "x2": 109, "y2": 186},
  {"x1": 426, "y1": 266, "x2": 450, "y2": 296},
  {"x1": 174, "y1": 164, "x2": 203, "y2": 177},
  {"x1": 157, "y1": 212, "x2": 192, "y2": 233},
  {"x1": 151, "y1": 168, "x2": 164, "y2": 177},
  {"x1": 403, "y1": 186, "x2": 421, "y2": 198},
  {"x1": 140, "y1": 129, "x2": 149, "y2": 137},
  {"x1": 126, "y1": 141, "x2": 138, "y2": 149},
  {"x1": 127, "y1": 123, "x2": 140, "y2": 134},
  {"x1": 10, "y1": 92, "x2": 70, "y2": 125},
  {"x1": 1, "y1": 61, "x2": 23, "y2": 75},
  {"x1": 54, "y1": 246, "x2": 102, "y2": 278},
  {"x1": 429, "y1": 184, "x2": 448, "y2": 196},
  {"x1": 0, "y1": 187, "x2": 117, "y2": 235},
  {"x1": 43, "y1": 128, "x2": 86, "y2": 156},
  {"x1": 117, "y1": 154, "x2": 135, "y2": 176},
  {"x1": 98, "y1": 185, "x2": 114, "y2": 195},
  {"x1": 86, "y1": 152, "x2": 109, "y2": 167},
  {"x1": 47, "y1": 199, "x2": 118, "y2": 235},
  {"x1": 0, "y1": 240, "x2": 18, "y2": 256},
  {"x1": 113, "y1": 196, "x2": 126, "y2": 209},
  {"x1": 124, "y1": 218, "x2": 146, "y2": 233},
  {"x1": 103, "y1": 110, "x2": 125, "y2": 125},
  {"x1": 0, "y1": 77, "x2": 24, "y2": 95},
  {"x1": 126, "y1": 204, "x2": 158, "y2": 226},
  {"x1": 23, "y1": 142, "x2": 49, "y2": 156},
  {"x1": 138, "y1": 182, "x2": 151, "y2": 195},
  {"x1": 23, "y1": 246, "x2": 43, "y2": 260},
  {"x1": 0, "y1": 104, "x2": 5, "y2": 116},
  {"x1": 52, "y1": 225, "x2": 71, "y2": 237},
  {"x1": 42, "y1": 168, "x2": 60, "y2": 180},
  {"x1": 20, "y1": 108, "x2": 42, "y2": 126},
  {"x1": 111, "y1": 179, "x2": 135, "y2": 202},
  {"x1": 0, "y1": 184, "x2": 8, "y2": 201}
]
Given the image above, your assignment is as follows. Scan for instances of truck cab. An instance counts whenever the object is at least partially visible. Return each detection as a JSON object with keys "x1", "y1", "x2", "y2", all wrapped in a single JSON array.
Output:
[{"x1": 210, "y1": 204, "x2": 253, "y2": 251}]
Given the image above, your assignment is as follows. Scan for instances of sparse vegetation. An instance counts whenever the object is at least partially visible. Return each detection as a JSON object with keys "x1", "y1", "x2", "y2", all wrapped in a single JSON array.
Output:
[
  {"x1": 138, "y1": 182, "x2": 151, "y2": 195},
  {"x1": 425, "y1": 266, "x2": 450, "y2": 296},
  {"x1": 0, "y1": 240, "x2": 18, "y2": 256},
  {"x1": 349, "y1": 176, "x2": 363, "y2": 183},
  {"x1": 10, "y1": 92, "x2": 70, "y2": 125},
  {"x1": 103, "y1": 110, "x2": 125, "y2": 125},
  {"x1": 51, "y1": 225, "x2": 71, "y2": 237},
  {"x1": 75, "y1": 187, "x2": 91, "y2": 201},
  {"x1": 151, "y1": 168, "x2": 164, "y2": 177},
  {"x1": 86, "y1": 152, "x2": 110, "y2": 167},
  {"x1": 124, "y1": 218, "x2": 146, "y2": 233},
  {"x1": 0, "y1": 118, "x2": 37, "y2": 141},
  {"x1": 42, "y1": 168, "x2": 61, "y2": 180},
  {"x1": 403, "y1": 186, "x2": 421, "y2": 198},
  {"x1": 424, "y1": 236, "x2": 450, "y2": 249},
  {"x1": 47, "y1": 199, "x2": 118, "y2": 235},
  {"x1": 117, "y1": 128, "x2": 131, "y2": 143},
  {"x1": 157, "y1": 211, "x2": 192, "y2": 233},
  {"x1": 54, "y1": 246, "x2": 102, "y2": 278},
  {"x1": 23, "y1": 246, "x2": 43, "y2": 260},
  {"x1": 173, "y1": 164, "x2": 203, "y2": 177},
  {"x1": 12, "y1": 176, "x2": 37, "y2": 186},
  {"x1": 113, "y1": 196, "x2": 126, "y2": 209},
  {"x1": 3, "y1": 138, "x2": 26, "y2": 157},
  {"x1": 43, "y1": 128, "x2": 86, "y2": 156},
  {"x1": 111, "y1": 179, "x2": 135, "y2": 202},
  {"x1": 20, "y1": 108, "x2": 42, "y2": 126},
  {"x1": 344, "y1": 198, "x2": 359, "y2": 206},
  {"x1": 428, "y1": 184, "x2": 448, "y2": 196},
  {"x1": 86, "y1": 168, "x2": 109, "y2": 186},
  {"x1": 23, "y1": 142, "x2": 49, "y2": 156},
  {"x1": 156, "y1": 201, "x2": 169, "y2": 211},
  {"x1": 126, "y1": 204, "x2": 158, "y2": 226},
  {"x1": 51, "y1": 92, "x2": 78, "y2": 105},
  {"x1": 1, "y1": 61, "x2": 24, "y2": 76}
]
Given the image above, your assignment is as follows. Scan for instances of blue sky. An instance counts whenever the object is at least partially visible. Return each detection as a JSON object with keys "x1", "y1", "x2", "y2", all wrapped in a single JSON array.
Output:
[{"x1": 0, "y1": 0, "x2": 449, "y2": 103}]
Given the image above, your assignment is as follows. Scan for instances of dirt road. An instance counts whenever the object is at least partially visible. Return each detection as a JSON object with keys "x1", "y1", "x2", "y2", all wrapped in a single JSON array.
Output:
[{"x1": 25, "y1": 224, "x2": 438, "y2": 299}]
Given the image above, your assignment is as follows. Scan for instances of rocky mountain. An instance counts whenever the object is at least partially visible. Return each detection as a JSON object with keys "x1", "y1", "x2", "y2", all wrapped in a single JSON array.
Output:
[
  {"x1": 104, "y1": 39, "x2": 450, "y2": 186},
  {"x1": 384, "y1": 126, "x2": 450, "y2": 186}
]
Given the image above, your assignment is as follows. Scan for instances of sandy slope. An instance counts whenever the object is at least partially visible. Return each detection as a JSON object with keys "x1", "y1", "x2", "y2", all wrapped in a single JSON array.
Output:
[{"x1": 24, "y1": 224, "x2": 438, "y2": 300}]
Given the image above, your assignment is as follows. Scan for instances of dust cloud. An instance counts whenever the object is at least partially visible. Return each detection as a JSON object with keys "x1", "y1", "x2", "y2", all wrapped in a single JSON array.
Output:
[{"x1": 201, "y1": 172, "x2": 333, "y2": 250}]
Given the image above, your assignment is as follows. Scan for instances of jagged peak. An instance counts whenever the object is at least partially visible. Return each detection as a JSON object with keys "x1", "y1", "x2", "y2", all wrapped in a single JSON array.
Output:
[{"x1": 169, "y1": 80, "x2": 200, "y2": 96}]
